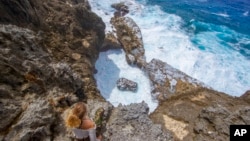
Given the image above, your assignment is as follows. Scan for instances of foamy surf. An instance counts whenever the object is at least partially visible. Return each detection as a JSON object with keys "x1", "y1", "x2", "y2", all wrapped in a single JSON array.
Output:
[
  {"x1": 94, "y1": 49, "x2": 158, "y2": 112},
  {"x1": 90, "y1": 0, "x2": 250, "y2": 113}
]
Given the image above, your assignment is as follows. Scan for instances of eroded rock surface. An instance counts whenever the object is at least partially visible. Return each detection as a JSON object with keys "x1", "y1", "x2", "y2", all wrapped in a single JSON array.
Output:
[
  {"x1": 241, "y1": 90, "x2": 250, "y2": 104},
  {"x1": 111, "y1": 2, "x2": 129, "y2": 17},
  {"x1": 4, "y1": 100, "x2": 55, "y2": 141},
  {"x1": 116, "y1": 77, "x2": 138, "y2": 92},
  {"x1": 1, "y1": 1, "x2": 250, "y2": 141},
  {"x1": 150, "y1": 88, "x2": 250, "y2": 141},
  {"x1": 104, "y1": 102, "x2": 173, "y2": 141},
  {"x1": 110, "y1": 16, "x2": 146, "y2": 68},
  {"x1": 0, "y1": 0, "x2": 105, "y2": 140},
  {"x1": 146, "y1": 60, "x2": 250, "y2": 141},
  {"x1": 146, "y1": 59, "x2": 206, "y2": 101},
  {"x1": 100, "y1": 32, "x2": 122, "y2": 51}
]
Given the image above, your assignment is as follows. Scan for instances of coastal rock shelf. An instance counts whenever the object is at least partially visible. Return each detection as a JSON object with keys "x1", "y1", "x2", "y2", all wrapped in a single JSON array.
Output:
[{"x1": 1, "y1": 0, "x2": 250, "y2": 141}]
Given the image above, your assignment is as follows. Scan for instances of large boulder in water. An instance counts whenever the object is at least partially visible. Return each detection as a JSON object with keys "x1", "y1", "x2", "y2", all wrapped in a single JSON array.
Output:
[{"x1": 117, "y1": 77, "x2": 138, "y2": 92}]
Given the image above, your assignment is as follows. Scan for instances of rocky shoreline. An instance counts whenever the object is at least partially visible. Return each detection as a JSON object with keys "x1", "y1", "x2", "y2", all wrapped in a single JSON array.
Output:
[{"x1": 0, "y1": 0, "x2": 249, "y2": 141}]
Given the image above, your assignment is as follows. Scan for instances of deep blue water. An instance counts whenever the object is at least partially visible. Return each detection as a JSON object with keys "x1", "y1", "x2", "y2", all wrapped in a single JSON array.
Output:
[
  {"x1": 147, "y1": 0, "x2": 250, "y2": 36},
  {"x1": 147, "y1": 0, "x2": 250, "y2": 58}
]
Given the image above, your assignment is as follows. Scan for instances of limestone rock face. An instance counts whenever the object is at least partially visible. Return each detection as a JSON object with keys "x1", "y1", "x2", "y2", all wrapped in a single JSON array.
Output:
[
  {"x1": 150, "y1": 88, "x2": 250, "y2": 141},
  {"x1": 240, "y1": 90, "x2": 250, "y2": 104},
  {"x1": 4, "y1": 100, "x2": 55, "y2": 141},
  {"x1": 111, "y1": 16, "x2": 146, "y2": 68},
  {"x1": 146, "y1": 59, "x2": 206, "y2": 101},
  {"x1": 193, "y1": 104, "x2": 250, "y2": 141},
  {"x1": 116, "y1": 77, "x2": 138, "y2": 92},
  {"x1": 0, "y1": 0, "x2": 105, "y2": 140},
  {"x1": 100, "y1": 32, "x2": 122, "y2": 51},
  {"x1": 104, "y1": 102, "x2": 173, "y2": 141},
  {"x1": 0, "y1": 97, "x2": 22, "y2": 132},
  {"x1": 111, "y1": 2, "x2": 129, "y2": 17},
  {"x1": 146, "y1": 59, "x2": 250, "y2": 141}
]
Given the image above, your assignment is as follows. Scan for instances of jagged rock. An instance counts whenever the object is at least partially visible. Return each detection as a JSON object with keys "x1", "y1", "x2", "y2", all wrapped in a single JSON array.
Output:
[
  {"x1": 111, "y1": 2, "x2": 129, "y2": 17},
  {"x1": 150, "y1": 87, "x2": 250, "y2": 141},
  {"x1": 240, "y1": 90, "x2": 250, "y2": 104},
  {"x1": 116, "y1": 77, "x2": 138, "y2": 92},
  {"x1": 100, "y1": 32, "x2": 122, "y2": 51},
  {"x1": 0, "y1": 0, "x2": 105, "y2": 140},
  {"x1": 146, "y1": 59, "x2": 206, "y2": 101},
  {"x1": 0, "y1": 24, "x2": 84, "y2": 97},
  {"x1": 104, "y1": 102, "x2": 173, "y2": 141},
  {"x1": 111, "y1": 16, "x2": 146, "y2": 68},
  {"x1": 193, "y1": 104, "x2": 250, "y2": 141},
  {"x1": 0, "y1": 99, "x2": 22, "y2": 132},
  {"x1": 4, "y1": 100, "x2": 56, "y2": 141}
]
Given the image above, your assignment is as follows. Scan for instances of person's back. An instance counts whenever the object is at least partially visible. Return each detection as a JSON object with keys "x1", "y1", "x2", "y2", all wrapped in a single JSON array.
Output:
[{"x1": 65, "y1": 102, "x2": 102, "y2": 141}]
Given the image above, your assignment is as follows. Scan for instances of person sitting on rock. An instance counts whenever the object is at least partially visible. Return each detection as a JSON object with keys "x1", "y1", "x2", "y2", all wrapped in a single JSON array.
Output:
[{"x1": 65, "y1": 102, "x2": 102, "y2": 141}]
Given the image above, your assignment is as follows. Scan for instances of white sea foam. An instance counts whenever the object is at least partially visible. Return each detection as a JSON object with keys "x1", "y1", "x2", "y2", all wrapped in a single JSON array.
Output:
[
  {"x1": 212, "y1": 12, "x2": 230, "y2": 18},
  {"x1": 90, "y1": 0, "x2": 250, "y2": 108},
  {"x1": 243, "y1": 11, "x2": 249, "y2": 16},
  {"x1": 126, "y1": 2, "x2": 250, "y2": 96},
  {"x1": 94, "y1": 49, "x2": 158, "y2": 112}
]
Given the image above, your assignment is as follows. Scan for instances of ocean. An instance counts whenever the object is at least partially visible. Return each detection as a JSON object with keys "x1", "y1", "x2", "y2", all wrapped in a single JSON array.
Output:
[{"x1": 89, "y1": 0, "x2": 250, "y2": 111}]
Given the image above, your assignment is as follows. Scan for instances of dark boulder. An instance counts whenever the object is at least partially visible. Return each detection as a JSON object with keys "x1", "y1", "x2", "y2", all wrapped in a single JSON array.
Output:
[
  {"x1": 111, "y1": 2, "x2": 129, "y2": 17},
  {"x1": 117, "y1": 77, "x2": 138, "y2": 92}
]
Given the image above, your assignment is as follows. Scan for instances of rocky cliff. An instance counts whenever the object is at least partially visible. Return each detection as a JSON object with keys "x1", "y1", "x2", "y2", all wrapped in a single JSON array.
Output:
[
  {"x1": 1, "y1": 1, "x2": 250, "y2": 141},
  {"x1": 0, "y1": 0, "x2": 170, "y2": 141},
  {"x1": 108, "y1": 2, "x2": 250, "y2": 141},
  {"x1": 0, "y1": 0, "x2": 106, "y2": 140}
]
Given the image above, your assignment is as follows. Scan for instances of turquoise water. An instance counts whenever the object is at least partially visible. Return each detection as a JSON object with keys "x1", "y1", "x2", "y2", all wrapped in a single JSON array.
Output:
[
  {"x1": 148, "y1": 0, "x2": 250, "y2": 36},
  {"x1": 138, "y1": 0, "x2": 250, "y2": 96},
  {"x1": 90, "y1": 0, "x2": 250, "y2": 100}
]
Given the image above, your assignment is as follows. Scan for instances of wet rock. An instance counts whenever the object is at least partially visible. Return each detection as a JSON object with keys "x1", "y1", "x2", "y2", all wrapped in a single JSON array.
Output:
[
  {"x1": 116, "y1": 77, "x2": 138, "y2": 92},
  {"x1": 111, "y1": 16, "x2": 146, "y2": 68},
  {"x1": 111, "y1": 2, "x2": 129, "y2": 17},
  {"x1": 104, "y1": 102, "x2": 173, "y2": 141}
]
